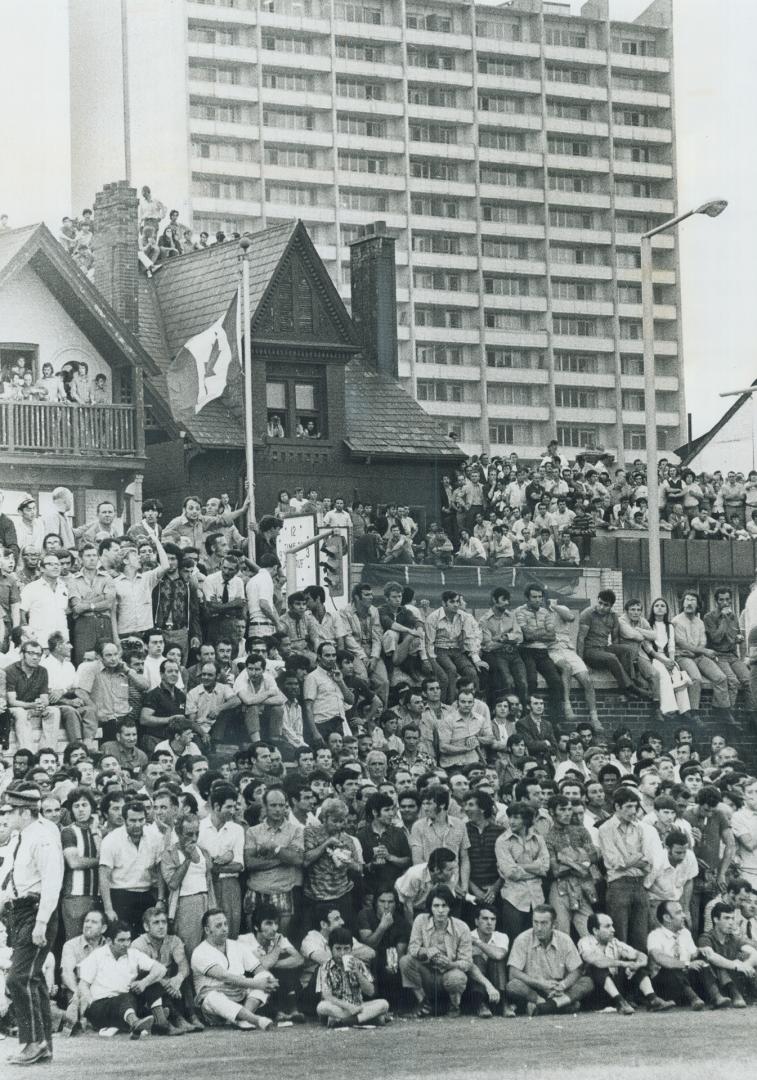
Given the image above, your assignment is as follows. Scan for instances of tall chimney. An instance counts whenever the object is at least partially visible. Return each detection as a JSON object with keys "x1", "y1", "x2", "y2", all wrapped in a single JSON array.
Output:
[
  {"x1": 349, "y1": 223, "x2": 398, "y2": 378},
  {"x1": 93, "y1": 180, "x2": 139, "y2": 335}
]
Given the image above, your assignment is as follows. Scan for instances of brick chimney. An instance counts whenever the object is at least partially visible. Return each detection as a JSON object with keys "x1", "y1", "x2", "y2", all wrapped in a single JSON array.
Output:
[
  {"x1": 93, "y1": 180, "x2": 139, "y2": 335},
  {"x1": 349, "y1": 222, "x2": 398, "y2": 379}
]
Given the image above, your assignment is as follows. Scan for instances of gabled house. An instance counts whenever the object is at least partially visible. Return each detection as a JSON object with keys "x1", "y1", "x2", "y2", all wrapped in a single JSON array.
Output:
[
  {"x1": 0, "y1": 217, "x2": 156, "y2": 523},
  {"x1": 90, "y1": 182, "x2": 463, "y2": 518}
]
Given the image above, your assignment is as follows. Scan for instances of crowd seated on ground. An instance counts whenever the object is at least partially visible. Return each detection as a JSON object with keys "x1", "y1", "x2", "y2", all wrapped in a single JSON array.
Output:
[{"x1": 2, "y1": 476, "x2": 757, "y2": 1046}]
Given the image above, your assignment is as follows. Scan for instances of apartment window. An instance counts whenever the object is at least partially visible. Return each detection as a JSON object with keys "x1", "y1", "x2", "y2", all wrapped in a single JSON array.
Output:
[
  {"x1": 412, "y1": 233, "x2": 462, "y2": 254},
  {"x1": 549, "y1": 174, "x2": 592, "y2": 193},
  {"x1": 411, "y1": 158, "x2": 458, "y2": 181},
  {"x1": 482, "y1": 239, "x2": 528, "y2": 260},
  {"x1": 544, "y1": 27, "x2": 587, "y2": 48},
  {"x1": 553, "y1": 316, "x2": 596, "y2": 336},
  {"x1": 262, "y1": 71, "x2": 313, "y2": 92},
  {"x1": 615, "y1": 180, "x2": 654, "y2": 198},
  {"x1": 616, "y1": 110, "x2": 651, "y2": 128},
  {"x1": 188, "y1": 25, "x2": 247, "y2": 46},
  {"x1": 621, "y1": 356, "x2": 644, "y2": 376},
  {"x1": 557, "y1": 424, "x2": 599, "y2": 449},
  {"x1": 478, "y1": 95, "x2": 525, "y2": 115},
  {"x1": 261, "y1": 0, "x2": 320, "y2": 13},
  {"x1": 339, "y1": 190, "x2": 387, "y2": 212},
  {"x1": 624, "y1": 428, "x2": 646, "y2": 450},
  {"x1": 618, "y1": 285, "x2": 642, "y2": 304},
  {"x1": 406, "y1": 10, "x2": 452, "y2": 32},
  {"x1": 547, "y1": 100, "x2": 590, "y2": 121},
  {"x1": 484, "y1": 311, "x2": 532, "y2": 331},
  {"x1": 554, "y1": 352, "x2": 597, "y2": 374},
  {"x1": 408, "y1": 86, "x2": 457, "y2": 107},
  {"x1": 479, "y1": 130, "x2": 526, "y2": 151},
  {"x1": 417, "y1": 380, "x2": 465, "y2": 402},
  {"x1": 263, "y1": 109, "x2": 314, "y2": 130},
  {"x1": 552, "y1": 281, "x2": 596, "y2": 301},
  {"x1": 261, "y1": 33, "x2": 313, "y2": 53},
  {"x1": 484, "y1": 276, "x2": 529, "y2": 297},
  {"x1": 490, "y1": 422, "x2": 517, "y2": 445},
  {"x1": 411, "y1": 196, "x2": 459, "y2": 219},
  {"x1": 193, "y1": 140, "x2": 255, "y2": 162},
  {"x1": 336, "y1": 40, "x2": 385, "y2": 62},
  {"x1": 487, "y1": 384, "x2": 533, "y2": 406},
  {"x1": 415, "y1": 307, "x2": 463, "y2": 329},
  {"x1": 336, "y1": 78, "x2": 385, "y2": 101},
  {"x1": 613, "y1": 73, "x2": 647, "y2": 91},
  {"x1": 266, "y1": 147, "x2": 314, "y2": 168},
  {"x1": 414, "y1": 270, "x2": 463, "y2": 292},
  {"x1": 189, "y1": 101, "x2": 254, "y2": 124},
  {"x1": 547, "y1": 137, "x2": 590, "y2": 157},
  {"x1": 334, "y1": 2, "x2": 382, "y2": 23},
  {"x1": 545, "y1": 64, "x2": 589, "y2": 85},
  {"x1": 476, "y1": 18, "x2": 521, "y2": 42},
  {"x1": 266, "y1": 375, "x2": 326, "y2": 439},
  {"x1": 555, "y1": 386, "x2": 597, "y2": 409},
  {"x1": 337, "y1": 115, "x2": 386, "y2": 138},
  {"x1": 616, "y1": 250, "x2": 641, "y2": 269},
  {"x1": 266, "y1": 183, "x2": 316, "y2": 206},
  {"x1": 478, "y1": 57, "x2": 523, "y2": 77},
  {"x1": 416, "y1": 344, "x2": 464, "y2": 365},
  {"x1": 549, "y1": 209, "x2": 593, "y2": 229},
  {"x1": 619, "y1": 320, "x2": 642, "y2": 340},
  {"x1": 409, "y1": 123, "x2": 457, "y2": 145},
  {"x1": 192, "y1": 176, "x2": 249, "y2": 200},
  {"x1": 486, "y1": 348, "x2": 538, "y2": 369},
  {"x1": 338, "y1": 152, "x2": 388, "y2": 174},
  {"x1": 481, "y1": 203, "x2": 528, "y2": 225},
  {"x1": 613, "y1": 37, "x2": 657, "y2": 57},
  {"x1": 407, "y1": 48, "x2": 455, "y2": 70},
  {"x1": 551, "y1": 246, "x2": 595, "y2": 265},
  {"x1": 622, "y1": 390, "x2": 645, "y2": 411},
  {"x1": 616, "y1": 145, "x2": 652, "y2": 164}
]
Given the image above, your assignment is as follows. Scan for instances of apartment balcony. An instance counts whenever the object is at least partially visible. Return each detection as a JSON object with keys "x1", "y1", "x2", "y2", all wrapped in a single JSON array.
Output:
[
  {"x1": 477, "y1": 111, "x2": 542, "y2": 132},
  {"x1": 555, "y1": 371, "x2": 616, "y2": 388},
  {"x1": 187, "y1": 1, "x2": 256, "y2": 24},
  {"x1": 551, "y1": 298, "x2": 614, "y2": 317},
  {"x1": 270, "y1": 163, "x2": 333, "y2": 186},
  {"x1": 621, "y1": 374, "x2": 680, "y2": 393},
  {"x1": 193, "y1": 195, "x2": 261, "y2": 217},
  {"x1": 617, "y1": 302, "x2": 677, "y2": 322},
  {"x1": 339, "y1": 170, "x2": 407, "y2": 191},
  {"x1": 190, "y1": 157, "x2": 261, "y2": 180},
  {"x1": 612, "y1": 123, "x2": 672, "y2": 145},
  {"x1": 473, "y1": 36, "x2": 540, "y2": 60},
  {"x1": 407, "y1": 67, "x2": 474, "y2": 89},
  {"x1": 263, "y1": 126, "x2": 333, "y2": 148},
  {"x1": 408, "y1": 141, "x2": 475, "y2": 161},
  {"x1": 265, "y1": 200, "x2": 335, "y2": 223},
  {"x1": 545, "y1": 153, "x2": 611, "y2": 175},
  {"x1": 335, "y1": 59, "x2": 405, "y2": 82},
  {"x1": 190, "y1": 118, "x2": 260, "y2": 141},
  {"x1": 549, "y1": 227, "x2": 612, "y2": 246},
  {"x1": 408, "y1": 177, "x2": 476, "y2": 198},
  {"x1": 486, "y1": 367, "x2": 549, "y2": 384},
  {"x1": 544, "y1": 81, "x2": 608, "y2": 103},
  {"x1": 413, "y1": 288, "x2": 480, "y2": 308},
  {"x1": 261, "y1": 87, "x2": 333, "y2": 111},
  {"x1": 258, "y1": 49, "x2": 332, "y2": 72},
  {"x1": 406, "y1": 26, "x2": 473, "y2": 51},
  {"x1": 480, "y1": 221, "x2": 546, "y2": 241},
  {"x1": 413, "y1": 326, "x2": 480, "y2": 344},
  {"x1": 188, "y1": 42, "x2": 258, "y2": 65},
  {"x1": 614, "y1": 195, "x2": 675, "y2": 216},
  {"x1": 611, "y1": 87, "x2": 671, "y2": 110},
  {"x1": 545, "y1": 117, "x2": 609, "y2": 139},
  {"x1": 411, "y1": 214, "x2": 477, "y2": 234},
  {"x1": 413, "y1": 252, "x2": 478, "y2": 271},
  {"x1": 618, "y1": 338, "x2": 678, "y2": 356},
  {"x1": 488, "y1": 403, "x2": 551, "y2": 422},
  {"x1": 331, "y1": 19, "x2": 402, "y2": 43},
  {"x1": 189, "y1": 80, "x2": 259, "y2": 104},
  {"x1": 612, "y1": 159, "x2": 673, "y2": 181},
  {"x1": 481, "y1": 257, "x2": 547, "y2": 277},
  {"x1": 478, "y1": 183, "x2": 544, "y2": 204},
  {"x1": 555, "y1": 406, "x2": 617, "y2": 425},
  {"x1": 407, "y1": 103, "x2": 473, "y2": 125},
  {"x1": 415, "y1": 362, "x2": 481, "y2": 381},
  {"x1": 623, "y1": 409, "x2": 680, "y2": 428},
  {"x1": 339, "y1": 97, "x2": 405, "y2": 118},
  {"x1": 339, "y1": 207, "x2": 407, "y2": 229},
  {"x1": 483, "y1": 329, "x2": 548, "y2": 349},
  {"x1": 550, "y1": 262, "x2": 612, "y2": 281},
  {"x1": 477, "y1": 74, "x2": 542, "y2": 97},
  {"x1": 483, "y1": 294, "x2": 548, "y2": 313},
  {"x1": 547, "y1": 190, "x2": 612, "y2": 210},
  {"x1": 617, "y1": 267, "x2": 676, "y2": 286},
  {"x1": 543, "y1": 45, "x2": 608, "y2": 67},
  {"x1": 0, "y1": 403, "x2": 141, "y2": 461},
  {"x1": 424, "y1": 401, "x2": 482, "y2": 419},
  {"x1": 609, "y1": 52, "x2": 671, "y2": 75},
  {"x1": 259, "y1": 9, "x2": 329, "y2": 34},
  {"x1": 552, "y1": 334, "x2": 614, "y2": 352},
  {"x1": 477, "y1": 148, "x2": 543, "y2": 170},
  {"x1": 336, "y1": 133, "x2": 405, "y2": 155}
]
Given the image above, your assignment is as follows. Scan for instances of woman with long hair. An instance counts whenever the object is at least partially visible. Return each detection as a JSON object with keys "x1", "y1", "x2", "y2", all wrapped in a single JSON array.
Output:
[{"x1": 645, "y1": 597, "x2": 691, "y2": 720}]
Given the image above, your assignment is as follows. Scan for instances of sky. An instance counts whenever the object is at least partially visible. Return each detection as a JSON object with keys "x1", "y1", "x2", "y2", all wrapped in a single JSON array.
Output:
[{"x1": 0, "y1": 0, "x2": 753, "y2": 439}]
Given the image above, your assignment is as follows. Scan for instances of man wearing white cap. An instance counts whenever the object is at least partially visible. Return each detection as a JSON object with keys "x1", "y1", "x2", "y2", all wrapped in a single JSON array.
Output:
[{"x1": 2, "y1": 781, "x2": 64, "y2": 1066}]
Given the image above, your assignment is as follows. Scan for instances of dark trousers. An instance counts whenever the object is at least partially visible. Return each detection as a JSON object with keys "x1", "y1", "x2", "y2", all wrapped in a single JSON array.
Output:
[
  {"x1": 652, "y1": 965, "x2": 719, "y2": 1004},
  {"x1": 483, "y1": 649, "x2": 528, "y2": 706},
  {"x1": 435, "y1": 649, "x2": 478, "y2": 703},
  {"x1": 520, "y1": 649, "x2": 564, "y2": 723},
  {"x1": 583, "y1": 645, "x2": 636, "y2": 690},
  {"x1": 501, "y1": 900, "x2": 532, "y2": 943},
  {"x1": 606, "y1": 877, "x2": 648, "y2": 953},
  {"x1": 110, "y1": 888, "x2": 157, "y2": 938},
  {"x1": 585, "y1": 963, "x2": 650, "y2": 1004},
  {"x1": 6, "y1": 898, "x2": 57, "y2": 1047},
  {"x1": 86, "y1": 992, "x2": 141, "y2": 1031}
]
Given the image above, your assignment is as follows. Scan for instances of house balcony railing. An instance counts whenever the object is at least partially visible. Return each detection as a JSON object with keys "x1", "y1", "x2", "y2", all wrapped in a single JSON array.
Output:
[{"x1": 0, "y1": 402, "x2": 139, "y2": 456}]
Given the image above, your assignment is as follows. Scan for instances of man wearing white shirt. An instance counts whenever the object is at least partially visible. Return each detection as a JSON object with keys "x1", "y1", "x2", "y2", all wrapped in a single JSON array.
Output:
[
  {"x1": 143, "y1": 629, "x2": 166, "y2": 690},
  {"x1": 41, "y1": 631, "x2": 96, "y2": 744},
  {"x1": 322, "y1": 498, "x2": 352, "y2": 530},
  {"x1": 20, "y1": 552, "x2": 69, "y2": 646},
  {"x1": 647, "y1": 899, "x2": 729, "y2": 1009},
  {"x1": 730, "y1": 778, "x2": 757, "y2": 887},
  {"x1": 199, "y1": 783, "x2": 245, "y2": 937},
  {"x1": 201, "y1": 556, "x2": 246, "y2": 646},
  {"x1": 77, "y1": 923, "x2": 165, "y2": 1036},
  {"x1": 245, "y1": 555, "x2": 282, "y2": 642},
  {"x1": 191, "y1": 909, "x2": 276, "y2": 1029}
]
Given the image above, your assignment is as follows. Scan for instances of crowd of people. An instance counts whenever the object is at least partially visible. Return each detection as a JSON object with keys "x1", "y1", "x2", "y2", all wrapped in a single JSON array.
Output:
[{"x1": 1, "y1": 475, "x2": 757, "y2": 1065}]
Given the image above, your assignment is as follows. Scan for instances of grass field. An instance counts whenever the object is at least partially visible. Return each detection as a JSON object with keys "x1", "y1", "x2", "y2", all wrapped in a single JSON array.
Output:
[{"x1": 6, "y1": 1009, "x2": 754, "y2": 1080}]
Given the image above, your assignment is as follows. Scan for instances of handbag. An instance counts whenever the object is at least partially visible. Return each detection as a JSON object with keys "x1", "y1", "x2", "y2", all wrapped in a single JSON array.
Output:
[{"x1": 670, "y1": 663, "x2": 693, "y2": 690}]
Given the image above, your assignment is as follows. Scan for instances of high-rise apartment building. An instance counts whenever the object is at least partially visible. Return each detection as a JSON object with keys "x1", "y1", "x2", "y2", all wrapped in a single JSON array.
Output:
[{"x1": 69, "y1": 0, "x2": 683, "y2": 462}]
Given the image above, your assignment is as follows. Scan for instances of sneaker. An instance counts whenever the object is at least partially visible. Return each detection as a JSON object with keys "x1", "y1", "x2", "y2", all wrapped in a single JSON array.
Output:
[
  {"x1": 646, "y1": 996, "x2": 675, "y2": 1012},
  {"x1": 616, "y1": 997, "x2": 635, "y2": 1016},
  {"x1": 476, "y1": 1004, "x2": 493, "y2": 1019}
]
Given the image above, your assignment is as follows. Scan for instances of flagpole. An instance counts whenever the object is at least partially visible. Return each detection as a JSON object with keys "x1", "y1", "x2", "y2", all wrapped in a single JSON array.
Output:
[{"x1": 239, "y1": 237, "x2": 256, "y2": 562}]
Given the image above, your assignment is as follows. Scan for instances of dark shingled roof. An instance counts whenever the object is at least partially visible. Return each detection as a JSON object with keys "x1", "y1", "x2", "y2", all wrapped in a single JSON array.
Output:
[
  {"x1": 344, "y1": 359, "x2": 462, "y2": 459},
  {"x1": 137, "y1": 219, "x2": 462, "y2": 459}
]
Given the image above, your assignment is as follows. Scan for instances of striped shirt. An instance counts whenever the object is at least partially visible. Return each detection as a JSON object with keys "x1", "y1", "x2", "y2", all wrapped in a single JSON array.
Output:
[{"x1": 61, "y1": 824, "x2": 99, "y2": 898}]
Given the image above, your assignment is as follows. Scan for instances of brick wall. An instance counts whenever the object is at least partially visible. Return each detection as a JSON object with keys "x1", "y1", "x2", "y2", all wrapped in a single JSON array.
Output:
[{"x1": 93, "y1": 180, "x2": 139, "y2": 335}]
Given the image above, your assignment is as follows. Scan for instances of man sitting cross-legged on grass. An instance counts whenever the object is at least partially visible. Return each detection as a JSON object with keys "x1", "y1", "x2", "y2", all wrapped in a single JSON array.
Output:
[{"x1": 316, "y1": 927, "x2": 390, "y2": 1028}]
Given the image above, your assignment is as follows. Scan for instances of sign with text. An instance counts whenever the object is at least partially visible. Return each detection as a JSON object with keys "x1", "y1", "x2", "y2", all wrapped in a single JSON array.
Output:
[{"x1": 277, "y1": 513, "x2": 318, "y2": 591}]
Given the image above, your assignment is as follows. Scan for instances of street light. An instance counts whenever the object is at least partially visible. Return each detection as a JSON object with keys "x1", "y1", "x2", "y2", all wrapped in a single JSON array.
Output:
[{"x1": 641, "y1": 198, "x2": 728, "y2": 599}]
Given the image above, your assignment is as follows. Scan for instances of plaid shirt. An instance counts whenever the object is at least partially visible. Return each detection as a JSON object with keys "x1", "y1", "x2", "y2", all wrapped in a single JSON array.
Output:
[{"x1": 321, "y1": 956, "x2": 370, "y2": 1005}]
